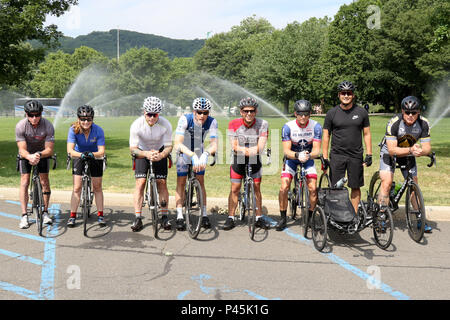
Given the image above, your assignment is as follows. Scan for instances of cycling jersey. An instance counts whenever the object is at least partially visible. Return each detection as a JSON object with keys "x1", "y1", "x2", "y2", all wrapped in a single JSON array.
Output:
[
  {"x1": 175, "y1": 113, "x2": 218, "y2": 152},
  {"x1": 15, "y1": 118, "x2": 55, "y2": 154},
  {"x1": 67, "y1": 123, "x2": 105, "y2": 152},
  {"x1": 129, "y1": 115, "x2": 172, "y2": 151},
  {"x1": 281, "y1": 119, "x2": 322, "y2": 153}
]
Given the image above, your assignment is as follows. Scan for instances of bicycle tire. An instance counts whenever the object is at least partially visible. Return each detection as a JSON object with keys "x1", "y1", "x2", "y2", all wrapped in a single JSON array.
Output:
[
  {"x1": 247, "y1": 180, "x2": 257, "y2": 240},
  {"x1": 318, "y1": 172, "x2": 331, "y2": 189},
  {"x1": 373, "y1": 206, "x2": 394, "y2": 250},
  {"x1": 311, "y1": 206, "x2": 327, "y2": 251},
  {"x1": 34, "y1": 180, "x2": 44, "y2": 236},
  {"x1": 185, "y1": 179, "x2": 203, "y2": 239},
  {"x1": 149, "y1": 179, "x2": 159, "y2": 239},
  {"x1": 301, "y1": 177, "x2": 310, "y2": 238},
  {"x1": 238, "y1": 192, "x2": 246, "y2": 222},
  {"x1": 82, "y1": 178, "x2": 90, "y2": 236},
  {"x1": 288, "y1": 190, "x2": 297, "y2": 220},
  {"x1": 405, "y1": 181, "x2": 426, "y2": 243}
]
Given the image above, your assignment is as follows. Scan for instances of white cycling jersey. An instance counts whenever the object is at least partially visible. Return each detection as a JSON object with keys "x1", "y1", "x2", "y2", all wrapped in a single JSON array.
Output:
[{"x1": 129, "y1": 115, "x2": 172, "y2": 151}]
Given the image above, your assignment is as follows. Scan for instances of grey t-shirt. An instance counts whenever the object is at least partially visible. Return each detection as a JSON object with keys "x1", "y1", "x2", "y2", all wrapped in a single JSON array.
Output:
[{"x1": 15, "y1": 118, "x2": 55, "y2": 153}]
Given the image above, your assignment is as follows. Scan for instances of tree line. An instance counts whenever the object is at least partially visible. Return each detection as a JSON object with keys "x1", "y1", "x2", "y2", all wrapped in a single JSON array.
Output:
[{"x1": 0, "y1": 0, "x2": 448, "y2": 114}]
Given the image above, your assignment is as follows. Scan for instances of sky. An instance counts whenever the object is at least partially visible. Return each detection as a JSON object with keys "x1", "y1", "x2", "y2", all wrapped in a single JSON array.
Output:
[{"x1": 45, "y1": 0, "x2": 354, "y2": 40}]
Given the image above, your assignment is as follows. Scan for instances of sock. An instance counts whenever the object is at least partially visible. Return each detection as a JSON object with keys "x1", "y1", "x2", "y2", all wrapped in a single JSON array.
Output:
[
  {"x1": 228, "y1": 215, "x2": 235, "y2": 221},
  {"x1": 70, "y1": 212, "x2": 76, "y2": 218},
  {"x1": 177, "y1": 207, "x2": 183, "y2": 219},
  {"x1": 135, "y1": 211, "x2": 142, "y2": 219},
  {"x1": 97, "y1": 211, "x2": 103, "y2": 217},
  {"x1": 256, "y1": 215, "x2": 261, "y2": 221},
  {"x1": 161, "y1": 208, "x2": 168, "y2": 216},
  {"x1": 202, "y1": 206, "x2": 207, "y2": 217},
  {"x1": 280, "y1": 210, "x2": 287, "y2": 219}
]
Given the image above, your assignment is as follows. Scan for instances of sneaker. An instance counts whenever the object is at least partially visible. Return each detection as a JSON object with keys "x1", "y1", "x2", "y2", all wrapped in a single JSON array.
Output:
[
  {"x1": 255, "y1": 217, "x2": 269, "y2": 229},
  {"x1": 67, "y1": 217, "x2": 76, "y2": 228},
  {"x1": 43, "y1": 212, "x2": 53, "y2": 225},
  {"x1": 19, "y1": 215, "x2": 29, "y2": 229},
  {"x1": 98, "y1": 216, "x2": 106, "y2": 227},
  {"x1": 176, "y1": 218, "x2": 186, "y2": 231},
  {"x1": 223, "y1": 217, "x2": 235, "y2": 231},
  {"x1": 275, "y1": 218, "x2": 287, "y2": 231},
  {"x1": 424, "y1": 223, "x2": 432, "y2": 233},
  {"x1": 201, "y1": 216, "x2": 211, "y2": 229},
  {"x1": 131, "y1": 217, "x2": 143, "y2": 232},
  {"x1": 161, "y1": 215, "x2": 171, "y2": 230}
]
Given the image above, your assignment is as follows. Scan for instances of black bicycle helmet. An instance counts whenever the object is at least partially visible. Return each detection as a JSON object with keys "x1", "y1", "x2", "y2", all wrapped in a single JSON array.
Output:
[
  {"x1": 337, "y1": 80, "x2": 355, "y2": 92},
  {"x1": 294, "y1": 100, "x2": 312, "y2": 113},
  {"x1": 77, "y1": 105, "x2": 95, "y2": 118},
  {"x1": 401, "y1": 96, "x2": 421, "y2": 111},
  {"x1": 24, "y1": 100, "x2": 43, "y2": 114},
  {"x1": 239, "y1": 97, "x2": 258, "y2": 109}
]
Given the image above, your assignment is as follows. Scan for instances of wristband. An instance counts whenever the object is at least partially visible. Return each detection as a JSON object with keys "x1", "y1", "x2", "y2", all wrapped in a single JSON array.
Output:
[{"x1": 295, "y1": 152, "x2": 299, "y2": 159}]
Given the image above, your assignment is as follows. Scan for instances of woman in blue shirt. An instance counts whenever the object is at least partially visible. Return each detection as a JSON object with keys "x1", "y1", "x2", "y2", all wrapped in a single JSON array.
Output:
[{"x1": 66, "y1": 105, "x2": 106, "y2": 228}]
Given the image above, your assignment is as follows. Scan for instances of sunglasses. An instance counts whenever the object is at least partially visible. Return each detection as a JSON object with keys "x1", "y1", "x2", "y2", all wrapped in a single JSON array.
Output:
[
  {"x1": 196, "y1": 111, "x2": 209, "y2": 115},
  {"x1": 340, "y1": 91, "x2": 353, "y2": 96},
  {"x1": 405, "y1": 111, "x2": 418, "y2": 116},
  {"x1": 297, "y1": 112, "x2": 310, "y2": 117},
  {"x1": 27, "y1": 113, "x2": 41, "y2": 118},
  {"x1": 145, "y1": 113, "x2": 159, "y2": 118},
  {"x1": 241, "y1": 109, "x2": 256, "y2": 114},
  {"x1": 79, "y1": 117, "x2": 93, "y2": 122}
]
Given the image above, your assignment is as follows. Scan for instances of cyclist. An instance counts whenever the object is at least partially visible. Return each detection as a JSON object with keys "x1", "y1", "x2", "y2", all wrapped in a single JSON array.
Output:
[
  {"x1": 225, "y1": 97, "x2": 269, "y2": 230},
  {"x1": 276, "y1": 100, "x2": 322, "y2": 231},
  {"x1": 66, "y1": 105, "x2": 106, "y2": 228},
  {"x1": 15, "y1": 100, "x2": 54, "y2": 229},
  {"x1": 322, "y1": 80, "x2": 372, "y2": 214},
  {"x1": 129, "y1": 97, "x2": 173, "y2": 232},
  {"x1": 174, "y1": 97, "x2": 218, "y2": 231},
  {"x1": 378, "y1": 96, "x2": 432, "y2": 232}
]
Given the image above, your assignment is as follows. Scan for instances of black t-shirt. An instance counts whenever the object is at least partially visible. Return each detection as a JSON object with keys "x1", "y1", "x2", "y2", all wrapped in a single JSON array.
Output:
[{"x1": 323, "y1": 104, "x2": 370, "y2": 158}]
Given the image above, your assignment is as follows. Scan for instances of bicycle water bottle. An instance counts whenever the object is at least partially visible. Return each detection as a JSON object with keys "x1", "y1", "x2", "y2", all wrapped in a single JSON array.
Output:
[
  {"x1": 394, "y1": 182, "x2": 402, "y2": 195},
  {"x1": 334, "y1": 177, "x2": 347, "y2": 188}
]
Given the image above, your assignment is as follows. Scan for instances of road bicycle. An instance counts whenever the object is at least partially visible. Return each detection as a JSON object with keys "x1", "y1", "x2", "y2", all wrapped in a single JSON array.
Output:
[
  {"x1": 369, "y1": 152, "x2": 436, "y2": 243},
  {"x1": 17, "y1": 154, "x2": 57, "y2": 236},
  {"x1": 286, "y1": 156, "x2": 311, "y2": 237},
  {"x1": 237, "y1": 148, "x2": 271, "y2": 240},
  {"x1": 67, "y1": 153, "x2": 107, "y2": 236},
  {"x1": 178, "y1": 151, "x2": 215, "y2": 239}
]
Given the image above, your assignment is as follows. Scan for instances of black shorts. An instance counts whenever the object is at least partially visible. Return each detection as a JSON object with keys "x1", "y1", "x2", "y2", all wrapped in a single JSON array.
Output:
[
  {"x1": 329, "y1": 153, "x2": 364, "y2": 188},
  {"x1": 19, "y1": 158, "x2": 50, "y2": 175},
  {"x1": 72, "y1": 158, "x2": 104, "y2": 177},
  {"x1": 134, "y1": 157, "x2": 168, "y2": 180}
]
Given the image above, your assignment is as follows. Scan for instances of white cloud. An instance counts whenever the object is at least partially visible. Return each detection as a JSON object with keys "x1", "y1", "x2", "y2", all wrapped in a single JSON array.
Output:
[{"x1": 45, "y1": 0, "x2": 353, "y2": 39}]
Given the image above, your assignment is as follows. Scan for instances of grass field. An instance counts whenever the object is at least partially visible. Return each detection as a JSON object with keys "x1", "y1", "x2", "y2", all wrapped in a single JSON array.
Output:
[{"x1": 1, "y1": 114, "x2": 449, "y2": 205}]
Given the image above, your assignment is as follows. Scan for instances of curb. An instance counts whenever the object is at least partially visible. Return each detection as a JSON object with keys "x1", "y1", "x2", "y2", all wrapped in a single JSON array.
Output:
[{"x1": 1, "y1": 187, "x2": 449, "y2": 221}]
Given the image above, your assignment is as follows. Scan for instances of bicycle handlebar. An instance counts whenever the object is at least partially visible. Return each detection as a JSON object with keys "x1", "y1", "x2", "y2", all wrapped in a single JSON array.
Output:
[
  {"x1": 16, "y1": 153, "x2": 57, "y2": 171},
  {"x1": 427, "y1": 152, "x2": 436, "y2": 168}
]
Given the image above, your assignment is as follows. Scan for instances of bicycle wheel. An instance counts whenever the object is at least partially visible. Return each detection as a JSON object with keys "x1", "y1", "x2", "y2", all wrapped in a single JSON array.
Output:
[
  {"x1": 238, "y1": 192, "x2": 246, "y2": 222},
  {"x1": 247, "y1": 180, "x2": 257, "y2": 240},
  {"x1": 33, "y1": 180, "x2": 44, "y2": 236},
  {"x1": 373, "y1": 207, "x2": 394, "y2": 249},
  {"x1": 149, "y1": 180, "x2": 159, "y2": 239},
  {"x1": 288, "y1": 189, "x2": 297, "y2": 220},
  {"x1": 318, "y1": 172, "x2": 331, "y2": 189},
  {"x1": 82, "y1": 178, "x2": 90, "y2": 236},
  {"x1": 185, "y1": 179, "x2": 203, "y2": 239},
  {"x1": 405, "y1": 181, "x2": 426, "y2": 242},
  {"x1": 300, "y1": 178, "x2": 310, "y2": 238},
  {"x1": 311, "y1": 206, "x2": 327, "y2": 251}
]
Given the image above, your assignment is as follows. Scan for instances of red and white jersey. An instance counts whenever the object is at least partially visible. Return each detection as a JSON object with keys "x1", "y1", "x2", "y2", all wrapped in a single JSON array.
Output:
[{"x1": 228, "y1": 118, "x2": 269, "y2": 148}]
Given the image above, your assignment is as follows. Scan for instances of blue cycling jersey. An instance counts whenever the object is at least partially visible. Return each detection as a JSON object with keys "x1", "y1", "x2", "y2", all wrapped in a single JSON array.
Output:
[
  {"x1": 67, "y1": 123, "x2": 105, "y2": 152},
  {"x1": 175, "y1": 113, "x2": 218, "y2": 152}
]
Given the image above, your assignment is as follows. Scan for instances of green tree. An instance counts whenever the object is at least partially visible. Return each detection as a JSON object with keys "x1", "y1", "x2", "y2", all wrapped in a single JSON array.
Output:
[{"x1": 0, "y1": 0, "x2": 78, "y2": 86}]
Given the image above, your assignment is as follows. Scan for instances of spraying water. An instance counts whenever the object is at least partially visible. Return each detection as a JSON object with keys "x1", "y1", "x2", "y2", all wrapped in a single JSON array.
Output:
[
  {"x1": 428, "y1": 82, "x2": 450, "y2": 129},
  {"x1": 194, "y1": 86, "x2": 228, "y2": 117}
]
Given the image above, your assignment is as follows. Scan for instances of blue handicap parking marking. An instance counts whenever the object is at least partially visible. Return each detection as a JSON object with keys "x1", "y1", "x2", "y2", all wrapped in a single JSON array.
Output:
[{"x1": 0, "y1": 201, "x2": 60, "y2": 300}]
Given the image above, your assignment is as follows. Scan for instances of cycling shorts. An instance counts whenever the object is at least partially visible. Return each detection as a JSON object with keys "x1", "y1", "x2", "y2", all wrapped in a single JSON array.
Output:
[
  {"x1": 379, "y1": 151, "x2": 417, "y2": 178},
  {"x1": 176, "y1": 153, "x2": 205, "y2": 176},
  {"x1": 135, "y1": 157, "x2": 168, "y2": 180},
  {"x1": 72, "y1": 158, "x2": 104, "y2": 177},
  {"x1": 281, "y1": 159, "x2": 317, "y2": 180},
  {"x1": 329, "y1": 153, "x2": 364, "y2": 188},
  {"x1": 19, "y1": 158, "x2": 50, "y2": 175},
  {"x1": 230, "y1": 163, "x2": 262, "y2": 183}
]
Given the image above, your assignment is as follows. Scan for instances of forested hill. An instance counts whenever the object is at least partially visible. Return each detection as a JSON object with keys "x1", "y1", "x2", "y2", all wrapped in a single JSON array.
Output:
[{"x1": 35, "y1": 29, "x2": 205, "y2": 59}]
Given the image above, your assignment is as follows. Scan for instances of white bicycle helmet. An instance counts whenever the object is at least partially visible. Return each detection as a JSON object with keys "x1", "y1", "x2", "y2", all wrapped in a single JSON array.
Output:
[
  {"x1": 142, "y1": 96, "x2": 163, "y2": 113},
  {"x1": 192, "y1": 97, "x2": 212, "y2": 111}
]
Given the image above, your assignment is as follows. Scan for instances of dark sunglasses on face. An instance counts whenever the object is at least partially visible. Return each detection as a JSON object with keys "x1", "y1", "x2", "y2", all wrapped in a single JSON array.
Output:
[
  {"x1": 79, "y1": 117, "x2": 93, "y2": 122},
  {"x1": 145, "y1": 113, "x2": 159, "y2": 118},
  {"x1": 196, "y1": 111, "x2": 209, "y2": 115},
  {"x1": 297, "y1": 112, "x2": 310, "y2": 117},
  {"x1": 340, "y1": 91, "x2": 353, "y2": 96},
  {"x1": 27, "y1": 113, "x2": 41, "y2": 118},
  {"x1": 405, "y1": 111, "x2": 418, "y2": 116},
  {"x1": 242, "y1": 109, "x2": 256, "y2": 114}
]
